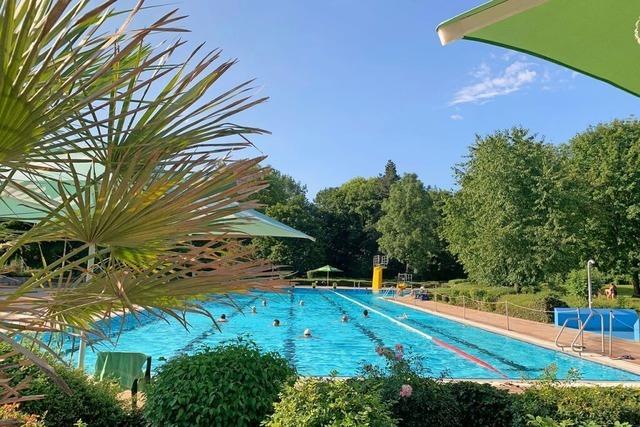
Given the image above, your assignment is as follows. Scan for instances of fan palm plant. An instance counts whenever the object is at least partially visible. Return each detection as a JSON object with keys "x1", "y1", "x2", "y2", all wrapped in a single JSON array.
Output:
[{"x1": 0, "y1": 0, "x2": 284, "y2": 404}]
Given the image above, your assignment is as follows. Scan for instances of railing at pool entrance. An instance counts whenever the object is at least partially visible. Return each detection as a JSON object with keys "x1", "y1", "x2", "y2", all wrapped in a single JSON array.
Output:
[{"x1": 383, "y1": 288, "x2": 640, "y2": 364}]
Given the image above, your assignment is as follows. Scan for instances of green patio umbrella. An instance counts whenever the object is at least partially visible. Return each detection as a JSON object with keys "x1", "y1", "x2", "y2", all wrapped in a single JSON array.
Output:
[
  {"x1": 306, "y1": 265, "x2": 343, "y2": 285},
  {"x1": 0, "y1": 181, "x2": 314, "y2": 240},
  {"x1": 437, "y1": 0, "x2": 640, "y2": 97}
]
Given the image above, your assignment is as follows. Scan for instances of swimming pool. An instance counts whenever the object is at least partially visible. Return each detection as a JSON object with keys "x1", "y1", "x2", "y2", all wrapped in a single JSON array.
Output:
[{"x1": 72, "y1": 289, "x2": 640, "y2": 380}]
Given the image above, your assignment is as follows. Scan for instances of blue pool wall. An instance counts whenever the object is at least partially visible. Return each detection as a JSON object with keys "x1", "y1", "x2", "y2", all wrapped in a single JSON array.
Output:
[{"x1": 554, "y1": 308, "x2": 639, "y2": 341}]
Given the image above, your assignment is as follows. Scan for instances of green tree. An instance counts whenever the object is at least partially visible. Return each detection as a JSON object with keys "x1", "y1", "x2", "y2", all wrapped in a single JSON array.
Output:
[
  {"x1": 255, "y1": 168, "x2": 307, "y2": 209},
  {"x1": 376, "y1": 174, "x2": 439, "y2": 275},
  {"x1": 441, "y1": 128, "x2": 580, "y2": 288},
  {"x1": 566, "y1": 119, "x2": 640, "y2": 296},
  {"x1": 380, "y1": 159, "x2": 400, "y2": 197},
  {"x1": 253, "y1": 195, "x2": 323, "y2": 273},
  {"x1": 315, "y1": 177, "x2": 384, "y2": 277}
]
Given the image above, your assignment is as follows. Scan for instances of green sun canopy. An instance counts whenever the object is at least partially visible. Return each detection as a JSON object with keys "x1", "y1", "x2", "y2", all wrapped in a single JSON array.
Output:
[
  {"x1": 437, "y1": 0, "x2": 640, "y2": 97},
  {"x1": 0, "y1": 182, "x2": 314, "y2": 241}
]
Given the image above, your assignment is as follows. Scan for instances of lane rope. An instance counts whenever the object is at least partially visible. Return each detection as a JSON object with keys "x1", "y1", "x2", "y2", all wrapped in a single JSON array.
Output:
[{"x1": 331, "y1": 291, "x2": 508, "y2": 379}]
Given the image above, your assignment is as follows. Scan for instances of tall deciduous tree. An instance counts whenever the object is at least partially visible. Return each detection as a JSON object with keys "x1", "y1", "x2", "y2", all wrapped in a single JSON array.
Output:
[
  {"x1": 315, "y1": 178, "x2": 383, "y2": 277},
  {"x1": 255, "y1": 168, "x2": 307, "y2": 209},
  {"x1": 567, "y1": 120, "x2": 640, "y2": 296},
  {"x1": 253, "y1": 169, "x2": 323, "y2": 273},
  {"x1": 441, "y1": 128, "x2": 580, "y2": 288},
  {"x1": 376, "y1": 174, "x2": 439, "y2": 275}
]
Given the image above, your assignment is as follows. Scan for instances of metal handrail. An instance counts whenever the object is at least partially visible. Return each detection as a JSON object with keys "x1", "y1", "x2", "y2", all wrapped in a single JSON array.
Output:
[
  {"x1": 570, "y1": 309, "x2": 605, "y2": 355},
  {"x1": 555, "y1": 316, "x2": 580, "y2": 349}
]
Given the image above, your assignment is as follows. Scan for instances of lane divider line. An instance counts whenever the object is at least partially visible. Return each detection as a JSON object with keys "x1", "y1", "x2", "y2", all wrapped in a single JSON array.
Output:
[{"x1": 331, "y1": 291, "x2": 508, "y2": 379}]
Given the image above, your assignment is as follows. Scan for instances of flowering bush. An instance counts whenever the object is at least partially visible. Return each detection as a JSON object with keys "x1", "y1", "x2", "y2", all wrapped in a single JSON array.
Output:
[{"x1": 265, "y1": 378, "x2": 396, "y2": 427}]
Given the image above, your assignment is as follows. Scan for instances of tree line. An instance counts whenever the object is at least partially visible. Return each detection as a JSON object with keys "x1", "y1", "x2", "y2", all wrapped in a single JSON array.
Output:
[{"x1": 256, "y1": 119, "x2": 640, "y2": 296}]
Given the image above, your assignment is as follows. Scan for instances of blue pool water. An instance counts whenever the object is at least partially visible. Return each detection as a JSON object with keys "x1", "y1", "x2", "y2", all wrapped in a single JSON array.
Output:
[{"x1": 72, "y1": 289, "x2": 640, "y2": 380}]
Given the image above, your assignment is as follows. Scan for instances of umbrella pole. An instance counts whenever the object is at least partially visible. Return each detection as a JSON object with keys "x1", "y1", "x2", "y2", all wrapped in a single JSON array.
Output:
[
  {"x1": 77, "y1": 243, "x2": 95, "y2": 370},
  {"x1": 326, "y1": 271, "x2": 329, "y2": 286}
]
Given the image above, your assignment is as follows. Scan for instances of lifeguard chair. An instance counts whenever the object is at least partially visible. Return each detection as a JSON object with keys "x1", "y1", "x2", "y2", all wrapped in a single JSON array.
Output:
[{"x1": 371, "y1": 255, "x2": 388, "y2": 293}]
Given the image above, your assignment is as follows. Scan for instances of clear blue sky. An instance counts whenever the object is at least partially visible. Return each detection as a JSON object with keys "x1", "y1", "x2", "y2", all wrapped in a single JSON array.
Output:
[{"x1": 174, "y1": 1, "x2": 638, "y2": 197}]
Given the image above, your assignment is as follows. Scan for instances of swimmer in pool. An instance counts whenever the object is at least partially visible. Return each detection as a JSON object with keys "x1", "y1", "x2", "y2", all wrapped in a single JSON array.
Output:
[
  {"x1": 341, "y1": 315, "x2": 349, "y2": 322},
  {"x1": 251, "y1": 306, "x2": 257, "y2": 314},
  {"x1": 273, "y1": 319, "x2": 281, "y2": 327},
  {"x1": 303, "y1": 328, "x2": 312, "y2": 338},
  {"x1": 299, "y1": 300, "x2": 305, "y2": 306},
  {"x1": 218, "y1": 313, "x2": 228, "y2": 322},
  {"x1": 398, "y1": 313, "x2": 408, "y2": 320},
  {"x1": 363, "y1": 309, "x2": 369, "y2": 318},
  {"x1": 262, "y1": 299, "x2": 268, "y2": 307}
]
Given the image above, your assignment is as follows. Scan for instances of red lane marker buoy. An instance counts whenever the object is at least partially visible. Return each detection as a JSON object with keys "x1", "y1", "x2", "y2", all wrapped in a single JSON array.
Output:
[{"x1": 433, "y1": 337, "x2": 508, "y2": 379}]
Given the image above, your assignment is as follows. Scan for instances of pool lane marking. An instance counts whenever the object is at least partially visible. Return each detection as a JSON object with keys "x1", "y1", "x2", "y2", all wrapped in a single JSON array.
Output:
[{"x1": 331, "y1": 291, "x2": 508, "y2": 379}]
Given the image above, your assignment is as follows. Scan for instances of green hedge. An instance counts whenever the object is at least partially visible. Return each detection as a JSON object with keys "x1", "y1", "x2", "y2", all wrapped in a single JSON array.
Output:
[
  {"x1": 265, "y1": 378, "x2": 396, "y2": 427},
  {"x1": 0, "y1": 343, "x2": 135, "y2": 427},
  {"x1": 144, "y1": 339, "x2": 296, "y2": 426}
]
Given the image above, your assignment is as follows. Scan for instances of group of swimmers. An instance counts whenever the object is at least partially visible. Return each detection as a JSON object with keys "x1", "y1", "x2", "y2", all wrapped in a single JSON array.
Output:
[{"x1": 216, "y1": 301, "x2": 372, "y2": 338}]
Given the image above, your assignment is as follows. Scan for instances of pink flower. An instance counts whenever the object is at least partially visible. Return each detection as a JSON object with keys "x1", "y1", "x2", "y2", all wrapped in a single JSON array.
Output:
[{"x1": 399, "y1": 384, "x2": 413, "y2": 398}]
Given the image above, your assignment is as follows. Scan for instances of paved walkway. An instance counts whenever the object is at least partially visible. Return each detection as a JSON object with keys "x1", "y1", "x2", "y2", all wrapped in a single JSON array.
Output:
[{"x1": 392, "y1": 295, "x2": 640, "y2": 375}]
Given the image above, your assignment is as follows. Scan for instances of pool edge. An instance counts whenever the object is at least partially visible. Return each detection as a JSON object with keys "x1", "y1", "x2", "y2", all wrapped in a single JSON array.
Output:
[{"x1": 387, "y1": 298, "x2": 640, "y2": 378}]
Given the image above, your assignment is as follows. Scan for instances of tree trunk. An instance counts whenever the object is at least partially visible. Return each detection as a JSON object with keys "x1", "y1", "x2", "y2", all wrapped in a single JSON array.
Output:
[{"x1": 632, "y1": 270, "x2": 640, "y2": 297}]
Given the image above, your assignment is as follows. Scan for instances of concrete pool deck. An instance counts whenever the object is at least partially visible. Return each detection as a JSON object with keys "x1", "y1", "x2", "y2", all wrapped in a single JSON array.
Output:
[{"x1": 389, "y1": 295, "x2": 640, "y2": 378}]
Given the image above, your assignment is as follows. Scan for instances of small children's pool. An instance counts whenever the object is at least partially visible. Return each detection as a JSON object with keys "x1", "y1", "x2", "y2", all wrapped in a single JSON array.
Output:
[{"x1": 70, "y1": 289, "x2": 640, "y2": 380}]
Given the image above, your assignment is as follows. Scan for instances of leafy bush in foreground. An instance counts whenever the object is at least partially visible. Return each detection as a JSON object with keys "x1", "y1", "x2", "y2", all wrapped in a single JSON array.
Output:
[
  {"x1": 0, "y1": 343, "x2": 131, "y2": 427},
  {"x1": 447, "y1": 381, "x2": 514, "y2": 427},
  {"x1": 514, "y1": 384, "x2": 640, "y2": 427},
  {"x1": 360, "y1": 345, "x2": 457, "y2": 426},
  {"x1": 264, "y1": 377, "x2": 396, "y2": 427},
  {"x1": 144, "y1": 339, "x2": 296, "y2": 427},
  {"x1": 0, "y1": 405, "x2": 45, "y2": 427}
]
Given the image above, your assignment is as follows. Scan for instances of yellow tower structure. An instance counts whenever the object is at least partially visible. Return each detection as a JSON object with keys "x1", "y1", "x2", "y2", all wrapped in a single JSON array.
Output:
[{"x1": 371, "y1": 255, "x2": 388, "y2": 293}]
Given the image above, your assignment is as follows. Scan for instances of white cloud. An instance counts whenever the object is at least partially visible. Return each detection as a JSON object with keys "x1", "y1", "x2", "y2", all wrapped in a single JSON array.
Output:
[
  {"x1": 449, "y1": 114, "x2": 463, "y2": 120},
  {"x1": 450, "y1": 61, "x2": 537, "y2": 105}
]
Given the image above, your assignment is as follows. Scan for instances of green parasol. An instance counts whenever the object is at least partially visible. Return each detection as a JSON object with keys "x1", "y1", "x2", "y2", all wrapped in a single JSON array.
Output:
[
  {"x1": 0, "y1": 181, "x2": 314, "y2": 241},
  {"x1": 437, "y1": 0, "x2": 640, "y2": 97},
  {"x1": 306, "y1": 264, "x2": 343, "y2": 285}
]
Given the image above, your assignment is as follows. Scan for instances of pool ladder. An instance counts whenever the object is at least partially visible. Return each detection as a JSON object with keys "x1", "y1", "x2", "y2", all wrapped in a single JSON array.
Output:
[{"x1": 554, "y1": 308, "x2": 605, "y2": 356}]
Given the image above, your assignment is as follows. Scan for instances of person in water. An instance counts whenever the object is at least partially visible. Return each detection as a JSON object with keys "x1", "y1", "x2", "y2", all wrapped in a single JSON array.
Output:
[
  {"x1": 251, "y1": 306, "x2": 257, "y2": 314},
  {"x1": 262, "y1": 299, "x2": 268, "y2": 307},
  {"x1": 341, "y1": 315, "x2": 349, "y2": 322},
  {"x1": 218, "y1": 313, "x2": 228, "y2": 322},
  {"x1": 303, "y1": 328, "x2": 312, "y2": 338},
  {"x1": 363, "y1": 309, "x2": 369, "y2": 318},
  {"x1": 299, "y1": 300, "x2": 305, "y2": 306},
  {"x1": 273, "y1": 319, "x2": 280, "y2": 327}
]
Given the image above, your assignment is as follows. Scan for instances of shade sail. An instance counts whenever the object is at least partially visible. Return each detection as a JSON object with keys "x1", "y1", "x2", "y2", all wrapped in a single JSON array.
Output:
[
  {"x1": 437, "y1": 0, "x2": 640, "y2": 97},
  {"x1": 0, "y1": 184, "x2": 314, "y2": 241}
]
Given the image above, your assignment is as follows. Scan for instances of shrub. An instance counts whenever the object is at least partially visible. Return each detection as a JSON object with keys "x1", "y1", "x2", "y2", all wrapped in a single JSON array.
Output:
[
  {"x1": 502, "y1": 294, "x2": 568, "y2": 323},
  {"x1": 360, "y1": 345, "x2": 458, "y2": 426},
  {"x1": 513, "y1": 385, "x2": 640, "y2": 427},
  {"x1": 564, "y1": 268, "x2": 605, "y2": 300},
  {"x1": 447, "y1": 381, "x2": 514, "y2": 427},
  {"x1": 20, "y1": 364, "x2": 129, "y2": 427},
  {"x1": 0, "y1": 405, "x2": 45, "y2": 427},
  {"x1": 144, "y1": 339, "x2": 296, "y2": 427},
  {"x1": 0, "y1": 342, "x2": 131, "y2": 427},
  {"x1": 264, "y1": 377, "x2": 396, "y2": 427}
]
